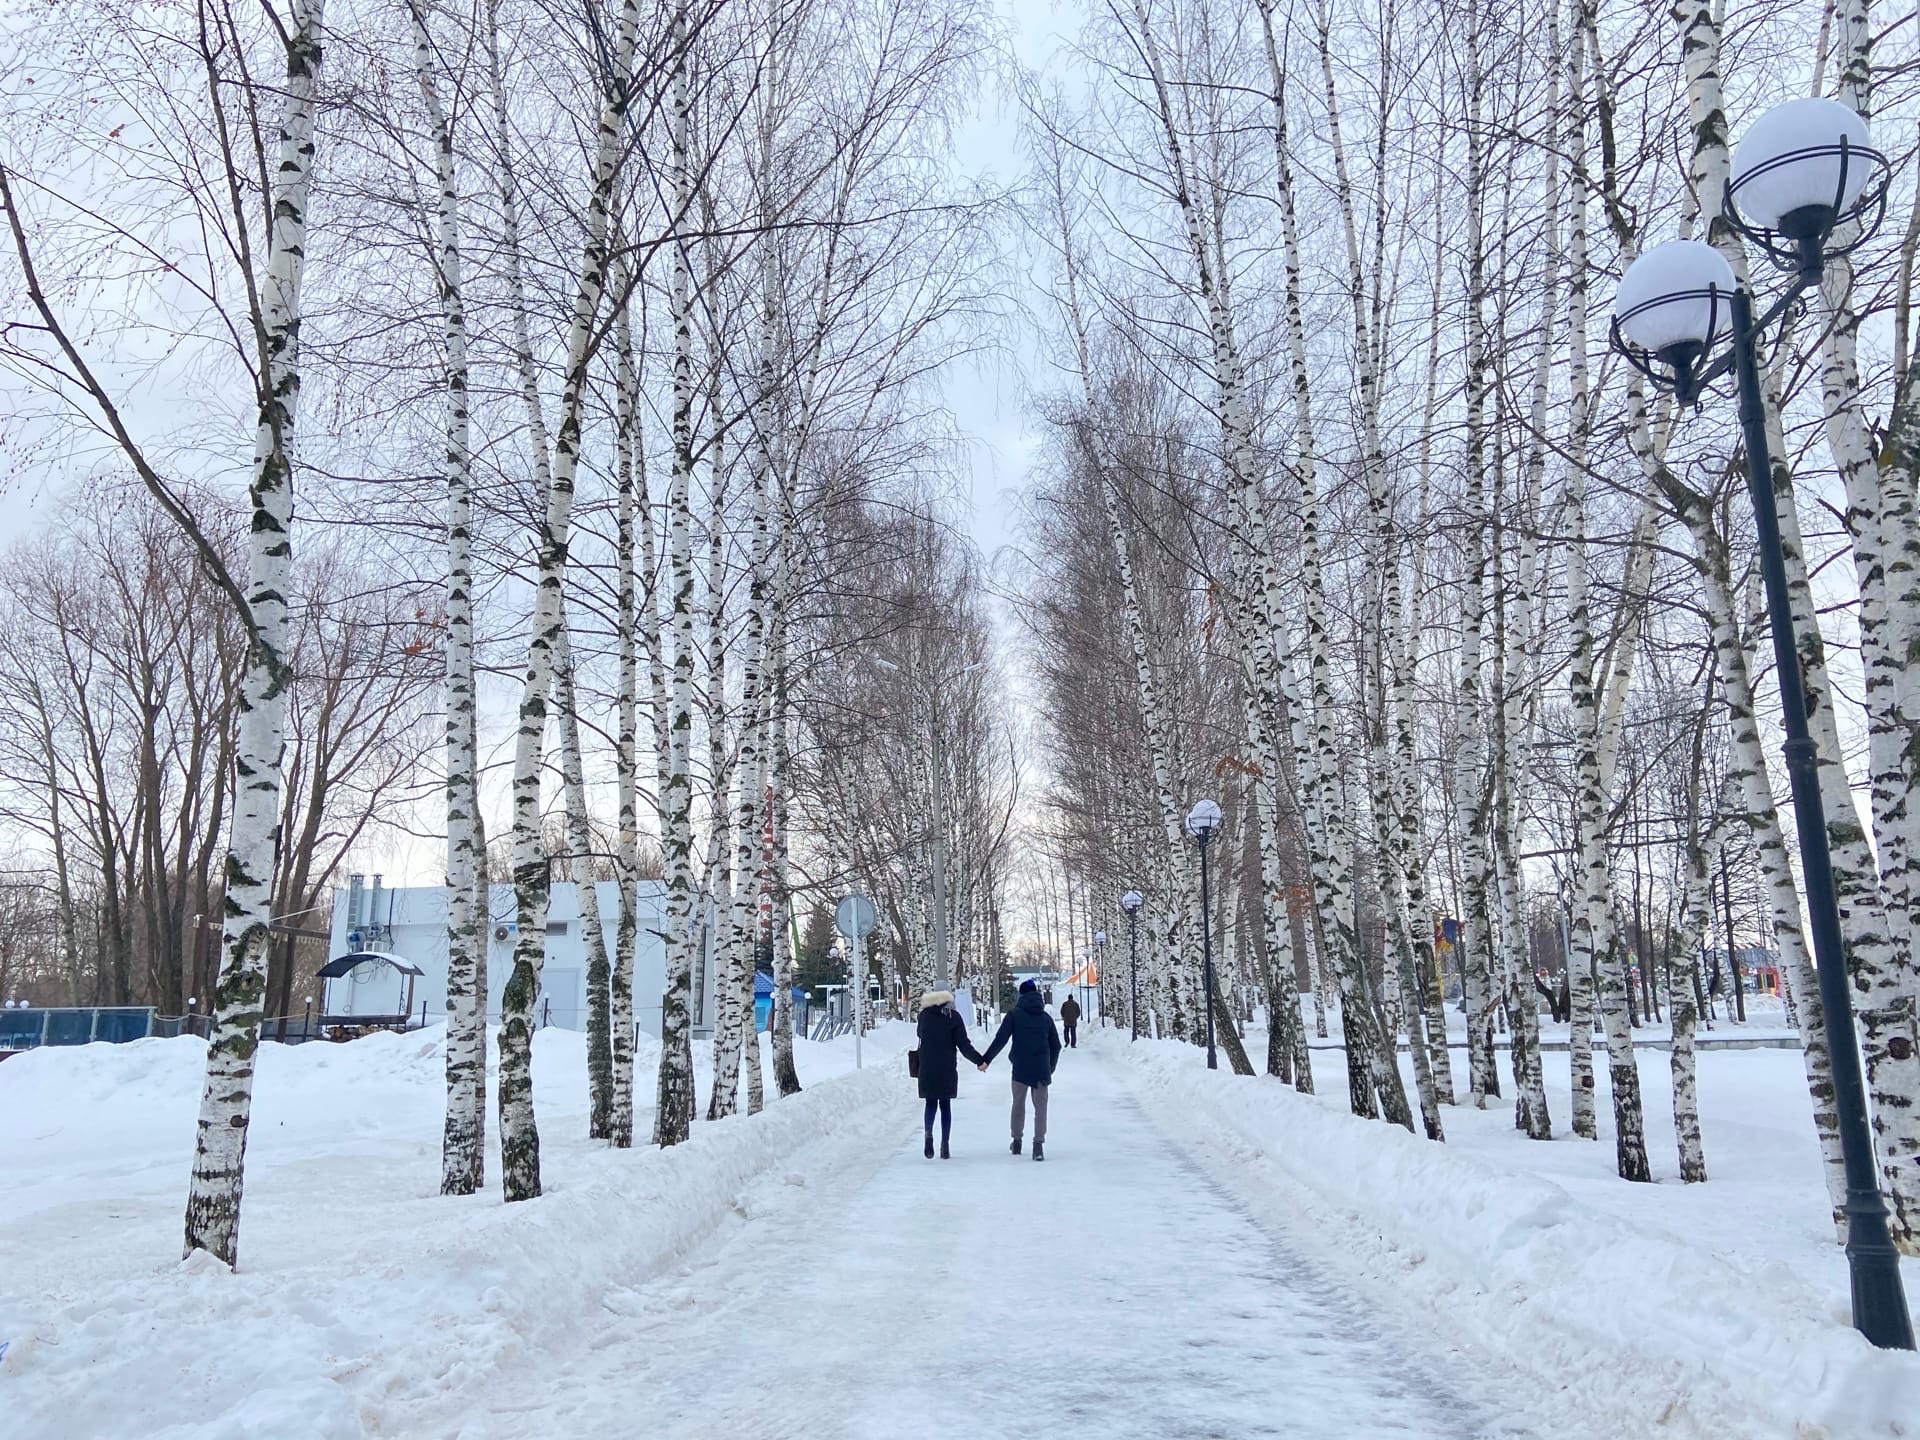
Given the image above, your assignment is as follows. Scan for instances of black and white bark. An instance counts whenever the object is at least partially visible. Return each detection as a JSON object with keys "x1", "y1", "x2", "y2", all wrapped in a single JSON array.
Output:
[
  {"x1": 497, "y1": 0, "x2": 639, "y2": 1198},
  {"x1": 409, "y1": 0, "x2": 485, "y2": 1197},
  {"x1": 653, "y1": 0, "x2": 700, "y2": 1146},
  {"x1": 182, "y1": 0, "x2": 324, "y2": 1265},
  {"x1": 554, "y1": 626, "x2": 614, "y2": 1138}
]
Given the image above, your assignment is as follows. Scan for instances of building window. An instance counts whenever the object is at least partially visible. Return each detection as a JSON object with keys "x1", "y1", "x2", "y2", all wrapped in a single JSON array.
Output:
[{"x1": 546, "y1": 922, "x2": 568, "y2": 936}]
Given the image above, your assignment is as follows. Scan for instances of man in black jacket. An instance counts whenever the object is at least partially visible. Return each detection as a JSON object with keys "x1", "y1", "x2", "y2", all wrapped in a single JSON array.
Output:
[
  {"x1": 980, "y1": 980, "x2": 1062, "y2": 1160},
  {"x1": 1059, "y1": 993, "x2": 1081, "y2": 1048}
]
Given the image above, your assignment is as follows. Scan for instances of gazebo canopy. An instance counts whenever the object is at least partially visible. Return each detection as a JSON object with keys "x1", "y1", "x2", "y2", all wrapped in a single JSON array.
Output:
[{"x1": 315, "y1": 950, "x2": 425, "y2": 980}]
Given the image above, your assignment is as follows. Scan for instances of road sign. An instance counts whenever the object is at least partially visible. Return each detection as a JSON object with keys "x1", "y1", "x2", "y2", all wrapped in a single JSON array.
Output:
[
  {"x1": 835, "y1": 894, "x2": 878, "y2": 1071},
  {"x1": 834, "y1": 894, "x2": 878, "y2": 939}
]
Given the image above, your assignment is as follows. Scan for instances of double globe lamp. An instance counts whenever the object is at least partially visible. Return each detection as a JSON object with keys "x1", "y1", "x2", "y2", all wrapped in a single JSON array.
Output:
[{"x1": 1610, "y1": 95, "x2": 1911, "y2": 1350}]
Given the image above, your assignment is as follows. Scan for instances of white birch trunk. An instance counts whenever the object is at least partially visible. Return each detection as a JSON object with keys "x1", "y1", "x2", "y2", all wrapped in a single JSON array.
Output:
[
  {"x1": 653, "y1": 0, "x2": 700, "y2": 1145},
  {"x1": 497, "y1": 0, "x2": 638, "y2": 1198},
  {"x1": 1301, "y1": 0, "x2": 1441, "y2": 1131},
  {"x1": 1451, "y1": 0, "x2": 1501, "y2": 1112},
  {"x1": 410, "y1": 0, "x2": 485, "y2": 1196},
  {"x1": 610, "y1": 262, "x2": 640, "y2": 1148},
  {"x1": 704, "y1": 400, "x2": 743, "y2": 1122},
  {"x1": 1562, "y1": 2, "x2": 1599, "y2": 1137},
  {"x1": 1819, "y1": 2, "x2": 1920, "y2": 973},
  {"x1": 183, "y1": 0, "x2": 323, "y2": 1265},
  {"x1": 724, "y1": 62, "x2": 782, "y2": 1117},
  {"x1": 767, "y1": 507, "x2": 801, "y2": 1097},
  {"x1": 1662, "y1": 467, "x2": 1852, "y2": 1230},
  {"x1": 1672, "y1": 772, "x2": 1732, "y2": 1185},
  {"x1": 1576, "y1": 389, "x2": 1651, "y2": 1183},
  {"x1": 554, "y1": 626, "x2": 613, "y2": 1138},
  {"x1": 1365, "y1": 616, "x2": 1442, "y2": 1138},
  {"x1": 716, "y1": 445, "x2": 772, "y2": 1122}
]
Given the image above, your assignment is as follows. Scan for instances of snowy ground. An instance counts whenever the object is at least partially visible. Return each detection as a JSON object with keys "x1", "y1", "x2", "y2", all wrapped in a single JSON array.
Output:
[
  {"x1": 1149, "y1": 1016, "x2": 1920, "y2": 1438},
  {"x1": 427, "y1": 1045, "x2": 1498, "y2": 1440},
  {"x1": 0, "y1": 1023, "x2": 915, "y2": 1438},
  {"x1": 4, "y1": 1012, "x2": 1919, "y2": 1438}
]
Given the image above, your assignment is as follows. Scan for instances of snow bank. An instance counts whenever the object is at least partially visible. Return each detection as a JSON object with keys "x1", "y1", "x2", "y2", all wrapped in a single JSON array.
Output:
[
  {"x1": 0, "y1": 1025, "x2": 908, "y2": 1439},
  {"x1": 1115, "y1": 1035, "x2": 1920, "y2": 1439}
]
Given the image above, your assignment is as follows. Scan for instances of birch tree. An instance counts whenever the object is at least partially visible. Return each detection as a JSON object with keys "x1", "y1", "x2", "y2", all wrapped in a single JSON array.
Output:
[
  {"x1": 404, "y1": 0, "x2": 488, "y2": 1200},
  {"x1": 653, "y1": 0, "x2": 701, "y2": 1146},
  {"x1": 496, "y1": 0, "x2": 639, "y2": 1198}
]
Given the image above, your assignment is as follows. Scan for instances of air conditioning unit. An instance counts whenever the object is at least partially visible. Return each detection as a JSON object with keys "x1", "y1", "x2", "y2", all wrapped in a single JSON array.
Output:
[{"x1": 494, "y1": 924, "x2": 510, "y2": 942}]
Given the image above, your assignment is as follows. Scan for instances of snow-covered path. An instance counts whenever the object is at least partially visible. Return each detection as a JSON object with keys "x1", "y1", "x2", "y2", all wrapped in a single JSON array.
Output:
[{"x1": 451, "y1": 1044, "x2": 1499, "y2": 1440}]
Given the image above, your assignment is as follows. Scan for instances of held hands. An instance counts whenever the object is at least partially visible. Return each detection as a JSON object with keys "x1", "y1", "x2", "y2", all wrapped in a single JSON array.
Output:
[{"x1": 977, "y1": 1062, "x2": 988, "y2": 1072}]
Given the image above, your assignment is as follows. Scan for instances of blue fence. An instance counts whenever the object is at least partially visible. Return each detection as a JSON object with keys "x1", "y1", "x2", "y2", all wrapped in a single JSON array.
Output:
[{"x1": 0, "y1": 1007, "x2": 156, "y2": 1052}]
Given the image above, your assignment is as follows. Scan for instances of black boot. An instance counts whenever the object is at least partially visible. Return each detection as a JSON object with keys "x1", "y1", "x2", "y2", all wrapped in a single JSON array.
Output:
[
  {"x1": 924, "y1": 1131, "x2": 934, "y2": 1159},
  {"x1": 1010, "y1": 1136, "x2": 1021, "y2": 1156},
  {"x1": 1033, "y1": 1140, "x2": 1045, "y2": 1162},
  {"x1": 940, "y1": 1135, "x2": 951, "y2": 1160}
]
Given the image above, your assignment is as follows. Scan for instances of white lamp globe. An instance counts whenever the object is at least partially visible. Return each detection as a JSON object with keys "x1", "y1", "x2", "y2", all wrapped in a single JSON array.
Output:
[
  {"x1": 1121, "y1": 889, "x2": 1142, "y2": 912},
  {"x1": 1093, "y1": 930, "x2": 1107, "y2": 945},
  {"x1": 1731, "y1": 97, "x2": 1875, "y2": 235},
  {"x1": 1613, "y1": 240, "x2": 1737, "y2": 357},
  {"x1": 1185, "y1": 798, "x2": 1223, "y2": 837}
]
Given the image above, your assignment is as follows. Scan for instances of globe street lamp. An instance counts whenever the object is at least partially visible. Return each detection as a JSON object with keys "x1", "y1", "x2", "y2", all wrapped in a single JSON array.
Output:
[
  {"x1": 1121, "y1": 890, "x2": 1143, "y2": 1040},
  {"x1": 1186, "y1": 799, "x2": 1223, "y2": 1070},
  {"x1": 1610, "y1": 96, "x2": 1910, "y2": 1352}
]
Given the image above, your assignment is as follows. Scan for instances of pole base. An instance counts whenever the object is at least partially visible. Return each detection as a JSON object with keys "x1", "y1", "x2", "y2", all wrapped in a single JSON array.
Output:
[{"x1": 1845, "y1": 1194, "x2": 1917, "y2": 1350}]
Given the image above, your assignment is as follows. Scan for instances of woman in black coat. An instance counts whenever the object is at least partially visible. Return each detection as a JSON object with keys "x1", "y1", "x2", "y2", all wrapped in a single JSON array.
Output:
[{"x1": 916, "y1": 990, "x2": 984, "y2": 1159}]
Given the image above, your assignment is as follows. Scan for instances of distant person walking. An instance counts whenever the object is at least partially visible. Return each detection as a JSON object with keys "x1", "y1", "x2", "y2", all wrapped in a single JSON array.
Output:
[
  {"x1": 980, "y1": 979, "x2": 1062, "y2": 1160},
  {"x1": 916, "y1": 989, "x2": 984, "y2": 1160},
  {"x1": 1059, "y1": 993, "x2": 1081, "y2": 1048}
]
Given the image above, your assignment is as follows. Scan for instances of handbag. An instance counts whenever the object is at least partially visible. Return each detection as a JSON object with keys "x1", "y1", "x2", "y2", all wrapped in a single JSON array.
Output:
[{"x1": 907, "y1": 1048, "x2": 920, "y2": 1079}]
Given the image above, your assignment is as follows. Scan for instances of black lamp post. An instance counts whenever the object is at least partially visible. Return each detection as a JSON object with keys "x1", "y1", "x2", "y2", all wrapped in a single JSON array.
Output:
[
  {"x1": 1610, "y1": 95, "x2": 1910, "y2": 1351},
  {"x1": 1186, "y1": 799, "x2": 1222, "y2": 1070},
  {"x1": 1089, "y1": 930, "x2": 1105, "y2": 1027},
  {"x1": 1122, "y1": 889, "x2": 1143, "y2": 1040}
]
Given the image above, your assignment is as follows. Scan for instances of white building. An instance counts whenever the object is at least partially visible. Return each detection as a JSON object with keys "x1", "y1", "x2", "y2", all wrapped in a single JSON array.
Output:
[{"x1": 326, "y1": 877, "x2": 718, "y2": 1037}]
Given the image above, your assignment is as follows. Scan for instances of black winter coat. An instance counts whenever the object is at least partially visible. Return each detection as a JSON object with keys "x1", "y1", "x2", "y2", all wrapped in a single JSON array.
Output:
[
  {"x1": 916, "y1": 998, "x2": 985, "y2": 1100},
  {"x1": 983, "y1": 990, "x2": 1061, "y2": 1088}
]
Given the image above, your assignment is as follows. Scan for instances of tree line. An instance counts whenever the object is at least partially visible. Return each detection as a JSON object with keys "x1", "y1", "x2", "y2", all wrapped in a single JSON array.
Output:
[
  {"x1": 1012, "y1": 0, "x2": 1920, "y2": 1252},
  {"x1": 0, "y1": 0, "x2": 1009, "y2": 1266}
]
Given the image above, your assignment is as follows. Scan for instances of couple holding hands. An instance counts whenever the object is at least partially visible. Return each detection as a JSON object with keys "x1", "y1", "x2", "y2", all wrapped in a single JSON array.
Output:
[{"x1": 914, "y1": 980, "x2": 1061, "y2": 1161}]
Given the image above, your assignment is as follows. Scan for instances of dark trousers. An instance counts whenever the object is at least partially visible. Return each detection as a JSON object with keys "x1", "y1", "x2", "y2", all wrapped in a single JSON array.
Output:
[
  {"x1": 923, "y1": 1098, "x2": 951, "y2": 1137},
  {"x1": 1063, "y1": 1022, "x2": 1078, "y2": 1048}
]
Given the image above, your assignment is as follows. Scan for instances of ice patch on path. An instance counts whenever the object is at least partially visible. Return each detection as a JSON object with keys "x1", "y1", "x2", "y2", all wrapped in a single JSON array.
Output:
[{"x1": 1116, "y1": 1035, "x2": 1920, "y2": 1440}]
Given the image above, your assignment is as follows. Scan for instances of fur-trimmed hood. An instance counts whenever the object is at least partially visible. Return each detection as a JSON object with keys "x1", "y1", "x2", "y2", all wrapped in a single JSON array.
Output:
[{"x1": 918, "y1": 989, "x2": 955, "y2": 1012}]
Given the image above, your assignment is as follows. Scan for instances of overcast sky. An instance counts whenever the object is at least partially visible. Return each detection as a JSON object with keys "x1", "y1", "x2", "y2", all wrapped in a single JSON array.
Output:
[
  {"x1": 948, "y1": 0, "x2": 1072, "y2": 574},
  {"x1": 0, "y1": 1, "x2": 1079, "y2": 902}
]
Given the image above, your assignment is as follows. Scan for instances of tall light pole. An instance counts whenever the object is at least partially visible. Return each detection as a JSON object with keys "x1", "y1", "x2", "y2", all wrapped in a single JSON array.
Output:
[
  {"x1": 1610, "y1": 96, "x2": 1910, "y2": 1351},
  {"x1": 1187, "y1": 800, "x2": 1222, "y2": 1070},
  {"x1": 1090, "y1": 930, "x2": 1105, "y2": 1025},
  {"x1": 1122, "y1": 890, "x2": 1142, "y2": 1040}
]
